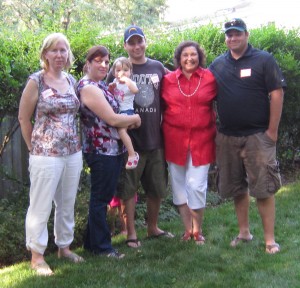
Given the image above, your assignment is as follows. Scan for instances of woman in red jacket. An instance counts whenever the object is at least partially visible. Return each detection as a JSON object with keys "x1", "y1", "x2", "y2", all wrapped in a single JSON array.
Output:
[{"x1": 162, "y1": 41, "x2": 217, "y2": 244}]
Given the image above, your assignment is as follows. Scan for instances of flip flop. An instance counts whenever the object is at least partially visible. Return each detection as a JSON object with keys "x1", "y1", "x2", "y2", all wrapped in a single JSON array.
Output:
[
  {"x1": 31, "y1": 261, "x2": 54, "y2": 276},
  {"x1": 266, "y1": 243, "x2": 280, "y2": 254},
  {"x1": 230, "y1": 234, "x2": 253, "y2": 247},
  {"x1": 58, "y1": 251, "x2": 84, "y2": 263},
  {"x1": 125, "y1": 239, "x2": 141, "y2": 248},
  {"x1": 147, "y1": 231, "x2": 175, "y2": 239}
]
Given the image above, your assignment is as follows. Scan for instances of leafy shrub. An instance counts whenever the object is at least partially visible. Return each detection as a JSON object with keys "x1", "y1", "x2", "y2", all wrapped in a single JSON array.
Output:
[
  {"x1": 1, "y1": 25, "x2": 299, "y2": 164},
  {"x1": 0, "y1": 192, "x2": 28, "y2": 266},
  {"x1": 250, "y1": 25, "x2": 300, "y2": 165}
]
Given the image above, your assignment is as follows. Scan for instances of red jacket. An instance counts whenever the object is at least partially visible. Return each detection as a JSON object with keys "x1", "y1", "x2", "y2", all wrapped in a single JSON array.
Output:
[{"x1": 161, "y1": 68, "x2": 217, "y2": 166}]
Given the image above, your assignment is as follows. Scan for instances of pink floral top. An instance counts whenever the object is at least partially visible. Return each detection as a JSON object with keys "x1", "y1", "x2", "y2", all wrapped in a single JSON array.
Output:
[
  {"x1": 77, "y1": 78, "x2": 125, "y2": 156},
  {"x1": 30, "y1": 71, "x2": 81, "y2": 156}
]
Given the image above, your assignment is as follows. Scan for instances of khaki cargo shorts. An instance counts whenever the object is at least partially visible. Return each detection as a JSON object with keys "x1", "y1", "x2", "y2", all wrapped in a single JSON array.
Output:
[
  {"x1": 116, "y1": 149, "x2": 168, "y2": 201},
  {"x1": 215, "y1": 132, "x2": 281, "y2": 199}
]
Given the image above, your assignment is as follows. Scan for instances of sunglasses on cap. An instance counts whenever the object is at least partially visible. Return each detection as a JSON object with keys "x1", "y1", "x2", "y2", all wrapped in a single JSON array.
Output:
[{"x1": 224, "y1": 18, "x2": 247, "y2": 32}]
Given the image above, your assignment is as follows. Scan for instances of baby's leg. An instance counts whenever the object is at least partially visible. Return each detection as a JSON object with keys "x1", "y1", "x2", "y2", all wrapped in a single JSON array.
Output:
[
  {"x1": 118, "y1": 128, "x2": 135, "y2": 157},
  {"x1": 118, "y1": 128, "x2": 139, "y2": 169}
]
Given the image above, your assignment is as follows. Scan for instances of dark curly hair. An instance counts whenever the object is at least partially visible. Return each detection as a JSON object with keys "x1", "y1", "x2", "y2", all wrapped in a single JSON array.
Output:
[{"x1": 174, "y1": 41, "x2": 206, "y2": 69}]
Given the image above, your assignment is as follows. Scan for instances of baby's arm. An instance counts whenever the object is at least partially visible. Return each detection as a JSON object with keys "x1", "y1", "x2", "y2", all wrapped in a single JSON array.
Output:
[
  {"x1": 108, "y1": 82, "x2": 116, "y2": 94},
  {"x1": 119, "y1": 76, "x2": 139, "y2": 94}
]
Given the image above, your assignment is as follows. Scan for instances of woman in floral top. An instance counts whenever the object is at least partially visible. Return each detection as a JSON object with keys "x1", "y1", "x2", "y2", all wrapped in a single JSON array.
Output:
[
  {"x1": 77, "y1": 45, "x2": 140, "y2": 259},
  {"x1": 19, "y1": 33, "x2": 83, "y2": 276}
]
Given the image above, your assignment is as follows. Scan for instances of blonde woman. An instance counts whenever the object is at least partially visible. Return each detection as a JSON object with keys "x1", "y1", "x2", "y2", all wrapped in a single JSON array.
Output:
[{"x1": 19, "y1": 33, "x2": 83, "y2": 276}]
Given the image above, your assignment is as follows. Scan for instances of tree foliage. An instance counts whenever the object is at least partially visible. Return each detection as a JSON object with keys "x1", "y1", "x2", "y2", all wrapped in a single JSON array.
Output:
[{"x1": 0, "y1": 0, "x2": 168, "y2": 32}]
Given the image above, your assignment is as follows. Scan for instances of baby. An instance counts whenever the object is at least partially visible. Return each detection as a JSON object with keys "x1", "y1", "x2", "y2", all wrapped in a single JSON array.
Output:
[{"x1": 110, "y1": 57, "x2": 139, "y2": 169}]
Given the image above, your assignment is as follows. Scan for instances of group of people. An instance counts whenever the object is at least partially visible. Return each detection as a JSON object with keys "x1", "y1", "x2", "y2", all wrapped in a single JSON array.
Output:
[{"x1": 18, "y1": 18, "x2": 286, "y2": 276}]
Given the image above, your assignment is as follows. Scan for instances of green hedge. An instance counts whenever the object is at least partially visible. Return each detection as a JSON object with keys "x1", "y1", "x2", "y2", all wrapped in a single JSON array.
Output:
[{"x1": 1, "y1": 24, "x2": 299, "y2": 162}]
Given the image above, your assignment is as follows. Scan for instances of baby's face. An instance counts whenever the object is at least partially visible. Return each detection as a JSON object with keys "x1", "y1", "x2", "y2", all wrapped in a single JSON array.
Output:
[{"x1": 114, "y1": 62, "x2": 131, "y2": 79}]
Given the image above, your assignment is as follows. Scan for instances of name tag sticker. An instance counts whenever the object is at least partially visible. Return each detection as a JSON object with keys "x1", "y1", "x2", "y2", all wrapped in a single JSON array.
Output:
[
  {"x1": 240, "y1": 69, "x2": 251, "y2": 78},
  {"x1": 42, "y1": 89, "x2": 54, "y2": 99},
  {"x1": 151, "y1": 74, "x2": 159, "y2": 84}
]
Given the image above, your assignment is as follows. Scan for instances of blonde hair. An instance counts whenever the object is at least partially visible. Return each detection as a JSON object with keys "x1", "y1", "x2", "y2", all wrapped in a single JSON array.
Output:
[
  {"x1": 111, "y1": 57, "x2": 132, "y2": 76},
  {"x1": 40, "y1": 33, "x2": 74, "y2": 70}
]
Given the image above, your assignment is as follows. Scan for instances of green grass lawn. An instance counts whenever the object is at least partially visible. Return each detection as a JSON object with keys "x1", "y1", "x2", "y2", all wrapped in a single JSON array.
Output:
[{"x1": 1, "y1": 181, "x2": 300, "y2": 288}]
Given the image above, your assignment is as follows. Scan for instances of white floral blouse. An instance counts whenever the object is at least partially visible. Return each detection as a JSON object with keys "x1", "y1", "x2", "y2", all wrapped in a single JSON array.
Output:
[{"x1": 29, "y1": 71, "x2": 81, "y2": 156}]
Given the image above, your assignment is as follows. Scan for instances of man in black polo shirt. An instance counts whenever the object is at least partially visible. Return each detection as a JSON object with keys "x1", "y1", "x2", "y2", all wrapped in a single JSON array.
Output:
[{"x1": 210, "y1": 18, "x2": 286, "y2": 254}]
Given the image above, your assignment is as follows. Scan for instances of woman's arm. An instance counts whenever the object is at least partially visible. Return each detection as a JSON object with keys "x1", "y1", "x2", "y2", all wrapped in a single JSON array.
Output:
[
  {"x1": 18, "y1": 79, "x2": 39, "y2": 151},
  {"x1": 80, "y1": 84, "x2": 141, "y2": 128}
]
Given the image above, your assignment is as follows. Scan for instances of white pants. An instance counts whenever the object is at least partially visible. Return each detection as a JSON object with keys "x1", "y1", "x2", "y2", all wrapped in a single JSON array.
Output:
[
  {"x1": 26, "y1": 151, "x2": 82, "y2": 254},
  {"x1": 168, "y1": 152, "x2": 210, "y2": 210}
]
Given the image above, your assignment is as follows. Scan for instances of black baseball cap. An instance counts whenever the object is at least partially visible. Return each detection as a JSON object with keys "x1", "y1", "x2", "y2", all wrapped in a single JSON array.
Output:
[
  {"x1": 224, "y1": 18, "x2": 247, "y2": 33},
  {"x1": 124, "y1": 25, "x2": 145, "y2": 42}
]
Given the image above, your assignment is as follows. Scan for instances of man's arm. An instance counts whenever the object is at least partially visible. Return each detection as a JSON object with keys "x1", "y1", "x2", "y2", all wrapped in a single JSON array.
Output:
[{"x1": 266, "y1": 88, "x2": 284, "y2": 142}]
